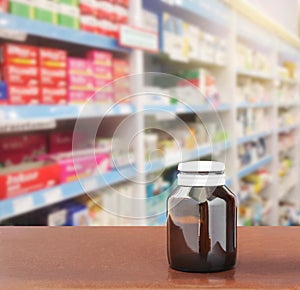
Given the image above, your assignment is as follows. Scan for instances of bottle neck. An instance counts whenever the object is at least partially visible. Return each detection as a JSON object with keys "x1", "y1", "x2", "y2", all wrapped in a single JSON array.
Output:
[{"x1": 177, "y1": 173, "x2": 226, "y2": 187}]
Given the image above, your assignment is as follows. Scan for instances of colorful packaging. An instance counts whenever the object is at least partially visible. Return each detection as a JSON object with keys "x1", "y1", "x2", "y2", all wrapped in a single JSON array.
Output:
[
  {"x1": 79, "y1": 0, "x2": 95, "y2": 15},
  {"x1": 87, "y1": 50, "x2": 112, "y2": 67},
  {"x1": 93, "y1": 65, "x2": 112, "y2": 82},
  {"x1": 8, "y1": 85, "x2": 39, "y2": 104},
  {"x1": 0, "y1": 43, "x2": 38, "y2": 66},
  {"x1": 112, "y1": 58, "x2": 130, "y2": 78},
  {"x1": 68, "y1": 90, "x2": 93, "y2": 102},
  {"x1": 0, "y1": 81, "x2": 7, "y2": 103},
  {"x1": 39, "y1": 67, "x2": 67, "y2": 87},
  {"x1": 0, "y1": 162, "x2": 61, "y2": 199},
  {"x1": 33, "y1": 0, "x2": 58, "y2": 24},
  {"x1": 38, "y1": 48, "x2": 67, "y2": 68},
  {"x1": 65, "y1": 202, "x2": 90, "y2": 226},
  {"x1": 67, "y1": 57, "x2": 93, "y2": 75},
  {"x1": 80, "y1": 15, "x2": 97, "y2": 33},
  {"x1": 0, "y1": 134, "x2": 46, "y2": 167},
  {"x1": 9, "y1": 0, "x2": 34, "y2": 19},
  {"x1": 58, "y1": 4, "x2": 80, "y2": 29},
  {"x1": 42, "y1": 151, "x2": 110, "y2": 182},
  {"x1": 68, "y1": 74, "x2": 94, "y2": 91},
  {"x1": 0, "y1": 0, "x2": 8, "y2": 12},
  {"x1": 40, "y1": 87, "x2": 67, "y2": 104},
  {"x1": 2, "y1": 64, "x2": 39, "y2": 86},
  {"x1": 48, "y1": 131, "x2": 73, "y2": 154}
]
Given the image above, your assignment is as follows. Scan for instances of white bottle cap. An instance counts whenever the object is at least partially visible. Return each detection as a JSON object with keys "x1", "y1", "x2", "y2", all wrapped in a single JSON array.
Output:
[{"x1": 177, "y1": 161, "x2": 226, "y2": 187}]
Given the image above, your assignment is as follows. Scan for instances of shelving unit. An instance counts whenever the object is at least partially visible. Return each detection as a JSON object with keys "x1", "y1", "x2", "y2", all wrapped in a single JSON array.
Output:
[{"x1": 0, "y1": 0, "x2": 300, "y2": 226}]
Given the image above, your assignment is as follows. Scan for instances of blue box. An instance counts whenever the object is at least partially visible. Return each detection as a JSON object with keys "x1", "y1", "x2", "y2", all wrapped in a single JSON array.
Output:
[{"x1": 0, "y1": 82, "x2": 8, "y2": 102}]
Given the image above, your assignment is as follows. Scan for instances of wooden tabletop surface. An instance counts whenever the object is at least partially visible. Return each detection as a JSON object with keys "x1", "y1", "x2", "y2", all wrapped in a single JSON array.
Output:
[{"x1": 0, "y1": 226, "x2": 300, "y2": 289}]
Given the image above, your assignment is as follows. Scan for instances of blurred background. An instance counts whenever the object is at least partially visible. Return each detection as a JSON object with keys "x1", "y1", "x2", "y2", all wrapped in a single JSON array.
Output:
[{"x1": 0, "y1": 0, "x2": 300, "y2": 226}]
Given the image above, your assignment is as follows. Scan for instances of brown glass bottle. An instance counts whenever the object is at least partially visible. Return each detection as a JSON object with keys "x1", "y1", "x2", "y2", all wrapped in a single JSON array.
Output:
[{"x1": 167, "y1": 162, "x2": 237, "y2": 272}]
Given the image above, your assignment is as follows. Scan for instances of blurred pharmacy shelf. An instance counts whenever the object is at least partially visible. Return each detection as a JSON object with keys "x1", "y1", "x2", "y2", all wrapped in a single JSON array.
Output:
[
  {"x1": 0, "y1": 0, "x2": 300, "y2": 226},
  {"x1": 238, "y1": 156, "x2": 273, "y2": 179},
  {"x1": 0, "y1": 104, "x2": 136, "y2": 121},
  {"x1": 0, "y1": 13, "x2": 128, "y2": 53},
  {"x1": 0, "y1": 166, "x2": 136, "y2": 221},
  {"x1": 237, "y1": 131, "x2": 273, "y2": 145},
  {"x1": 146, "y1": 141, "x2": 232, "y2": 173},
  {"x1": 278, "y1": 124, "x2": 298, "y2": 134},
  {"x1": 236, "y1": 69, "x2": 273, "y2": 81},
  {"x1": 237, "y1": 102, "x2": 273, "y2": 109}
]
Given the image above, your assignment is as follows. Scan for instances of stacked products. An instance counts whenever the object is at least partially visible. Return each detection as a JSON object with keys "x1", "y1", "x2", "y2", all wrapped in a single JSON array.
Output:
[
  {"x1": 162, "y1": 12, "x2": 226, "y2": 64},
  {"x1": 0, "y1": 43, "x2": 130, "y2": 104},
  {"x1": 236, "y1": 78, "x2": 270, "y2": 103},
  {"x1": 0, "y1": 131, "x2": 114, "y2": 200},
  {"x1": 3, "y1": 0, "x2": 129, "y2": 37},
  {"x1": 237, "y1": 42, "x2": 271, "y2": 74},
  {"x1": 237, "y1": 108, "x2": 270, "y2": 137},
  {"x1": 238, "y1": 137, "x2": 267, "y2": 168}
]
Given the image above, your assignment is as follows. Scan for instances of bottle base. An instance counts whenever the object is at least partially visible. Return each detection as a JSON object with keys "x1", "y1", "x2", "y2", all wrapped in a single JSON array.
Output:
[{"x1": 169, "y1": 264, "x2": 236, "y2": 273}]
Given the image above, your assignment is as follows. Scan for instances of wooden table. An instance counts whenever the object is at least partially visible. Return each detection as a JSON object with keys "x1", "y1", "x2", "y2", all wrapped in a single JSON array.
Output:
[{"x1": 0, "y1": 226, "x2": 300, "y2": 289}]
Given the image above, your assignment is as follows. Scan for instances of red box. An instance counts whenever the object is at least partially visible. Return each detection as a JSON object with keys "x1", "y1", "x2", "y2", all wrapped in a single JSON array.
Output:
[
  {"x1": 2, "y1": 64, "x2": 39, "y2": 86},
  {"x1": 0, "y1": 0, "x2": 8, "y2": 12},
  {"x1": 79, "y1": 0, "x2": 96, "y2": 15},
  {"x1": 80, "y1": 15, "x2": 97, "y2": 33},
  {"x1": 0, "y1": 134, "x2": 47, "y2": 167},
  {"x1": 38, "y1": 48, "x2": 67, "y2": 69},
  {"x1": 93, "y1": 65, "x2": 112, "y2": 80},
  {"x1": 8, "y1": 85, "x2": 40, "y2": 104},
  {"x1": 0, "y1": 162, "x2": 61, "y2": 200},
  {"x1": 113, "y1": 59, "x2": 130, "y2": 78},
  {"x1": 68, "y1": 90, "x2": 93, "y2": 103},
  {"x1": 67, "y1": 57, "x2": 93, "y2": 75},
  {"x1": 87, "y1": 50, "x2": 112, "y2": 66},
  {"x1": 48, "y1": 131, "x2": 73, "y2": 154},
  {"x1": 39, "y1": 67, "x2": 67, "y2": 87},
  {"x1": 40, "y1": 87, "x2": 67, "y2": 104},
  {"x1": 68, "y1": 74, "x2": 94, "y2": 91},
  {"x1": 0, "y1": 43, "x2": 38, "y2": 66}
]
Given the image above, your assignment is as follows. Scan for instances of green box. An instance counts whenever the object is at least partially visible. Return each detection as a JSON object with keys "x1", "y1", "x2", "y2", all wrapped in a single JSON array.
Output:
[
  {"x1": 33, "y1": 1, "x2": 58, "y2": 24},
  {"x1": 9, "y1": 0, "x2": 34, "y2": 19},
  {"x1": 58, "y1": 4, "x2": 79, "y2": 29},
  {"x1": 56, "y1": 0, "x2": 78, "y2": 6}
]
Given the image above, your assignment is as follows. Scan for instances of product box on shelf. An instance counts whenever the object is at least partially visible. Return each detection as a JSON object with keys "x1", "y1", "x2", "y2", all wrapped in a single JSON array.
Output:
[
  {"x1": 93, "y1": 65, "x2": 112, "y2": 81},
  {"x1": 67, "y1": 57, "x2": 93, "y2": 75},
  {"x1": 58, "y1": 4, "x2": 80, "y2": 29},
  {"x1": 2, "y1": 64, "x2": 39, "y2": 86},
  {"x1": 9, "y1": 0, "x2": 34, "y2": 19},
  {"x1": 79, "y1": 0, "x2": 96, "y2": 15},
  {"x1": 8, "y1": 85, "x2": 40, "y2": 104},
  {"x1": 87, "y1": 50, "x2": 112, "y2": 67},
  {"x1": 33, "y1": 0, "x2": 58, "y2": 24},
  {"x1": 0, "y1": 81, "x2": 7, "y2": 103},
  {"x1": 94, "y1": 0, "x2": 113, "y2": 20},
  {"x1": 0, "y1": 162, "x2": 61, "y2": 200},
  {"x1": 68, "y1": 74, "x2": 94, "y2": 91},
  {"x1": 0, "y1": 0, "x2": 8, "y2": 12},
  {"x1": 112, "y1": 58, "x2": 130, "y2": 78},
  {"x1": 40, "y1": 150, "x2": 110, "y2": 182},
  {"x1": 39, "y1": 67, "x2": 67, "y2": 87},
  {"x1": 38, "y1": 48, "x2": 67, "y2": 68},
  {"x1": 48, "y1": 131, "x2": 73, "y2": 154},
  {"x1": 68, "y1": 90, "x2": 93, "y2": 102},
  {"x1": 80, "y1": 15, "x2": 97, "y2": 33},
  {"x1": 40, "y1": 87, "x2": 67, "y2": 104},
  {"x1": 0, "y1": 134, "x2": 46, "y2": 167},
  {"x1": 65, "y1": 202, "x2": 90, "y2": 226},
  {"x1": 0, "y1": 43, "x2": 38, "y2": 66}
]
